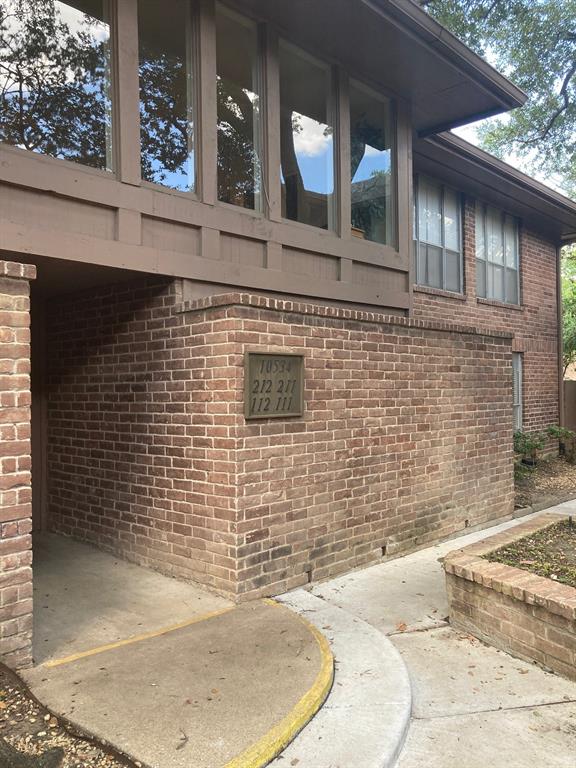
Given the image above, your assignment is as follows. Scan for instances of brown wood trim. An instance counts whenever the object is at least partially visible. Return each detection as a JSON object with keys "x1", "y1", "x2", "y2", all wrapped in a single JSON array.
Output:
[
  {"x1": 201, "y1": 226, "x2": 220, "y2": 259},
  {"x1": 0, "y1": 147, "x2": 409, "y2": 272},
  {"x1": 263, "y1": 25, "x2": 281, "y2": 222},
  {"x1": 266, "y1": 241, "x2": 282, "y2": 270},
  {"x1": 1, "y1": 218, "x2": 410, "y2": 309},
  {"x1": 115, "y1": 0, "x2": 141, "y2": 185},
  {"x1": 397, "y1": 99, "x2": 413, "y2": 313},
  {"x1": 339, "y1": 257, "x2": 353, "y2": 283},
  {"x1": 116, "y1": 208, "x2": 142, "y2": 244},
  {"x1": 198, "y1": 0, "x2": 217, "y2": 204},
  {"x1": 337, "y1": 68, "x2": 351, "y2": 241}
]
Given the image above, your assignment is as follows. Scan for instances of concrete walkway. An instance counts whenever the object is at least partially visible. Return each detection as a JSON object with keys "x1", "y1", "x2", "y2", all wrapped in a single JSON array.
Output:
[
  {"x1": 32, "y1": 534, "x2": 234, "y2": 665},
  {"x1": 23, "y1": 535, "x2": 331, "y2": 768},
  {"x1": 310, "y1": 503, "x2": 576, "y2": 768}
]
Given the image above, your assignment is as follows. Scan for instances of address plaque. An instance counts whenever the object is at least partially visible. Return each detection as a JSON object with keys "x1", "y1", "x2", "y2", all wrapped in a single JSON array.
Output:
[{"x1": 244, "y1": 352, "x2": 304, "y2": 419}]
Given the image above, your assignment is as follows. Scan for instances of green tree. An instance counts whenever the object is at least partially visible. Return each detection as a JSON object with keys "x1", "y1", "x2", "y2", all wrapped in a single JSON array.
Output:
[
  {"x1": 418, "y1": 0, "x2": 576, "y2": 197},
  {"x1": 0, "y1": 0, "x2": 112, "y2": 169},
  {"x1": 562, "y1": 245, "x2": 576, "y2": 374}
]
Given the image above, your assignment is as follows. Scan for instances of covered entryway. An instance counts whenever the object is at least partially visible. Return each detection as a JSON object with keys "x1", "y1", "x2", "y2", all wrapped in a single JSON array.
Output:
[{"x1": 0, "y1": 253, "x2": 222, "y2": 669}]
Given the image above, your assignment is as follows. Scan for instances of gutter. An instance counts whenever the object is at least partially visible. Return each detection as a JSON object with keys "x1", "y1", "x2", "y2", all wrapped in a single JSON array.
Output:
[
  {"x1": 365, "y1": 0, "x2": 527, "y2": 113},
  {"x1": 425, "y1": 133, "x2": 576, "y2": 219}
]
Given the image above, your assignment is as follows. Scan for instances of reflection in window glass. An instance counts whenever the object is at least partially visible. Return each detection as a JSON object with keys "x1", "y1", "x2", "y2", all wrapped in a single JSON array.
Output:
[
  {"x1": 216, "y1": 4, "x2": 261, "y2": 209},
  {"x1": 350, "y1": 81, "x2": 395, "y2": 246},
  {"x1": 418, "y1": 178, "x2": 442, "y2": 247},
  {"x1": 138, "y1": 0, "x2": 195, "y2": 191},
  {"x1": 0, "y1": 0, "x2": 112, "y2": 169},
  {"x1": 414, "y1": 176, "x2": 462, "y2": 293},
  {"x1": 476, "y1": 204, "x2": 519, "y2": 304},
  {"x1": 279, "y1": 41, "x2": 334, "y2": 229}
]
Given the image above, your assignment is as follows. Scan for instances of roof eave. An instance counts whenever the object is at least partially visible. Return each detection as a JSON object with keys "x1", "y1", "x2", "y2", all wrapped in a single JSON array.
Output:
[
  {"x1": 431, "y1": 133, "x2": 576, "y2": 217},
  {"x1": 367, "y1": 0, "x2": 527, "y2": 123}
]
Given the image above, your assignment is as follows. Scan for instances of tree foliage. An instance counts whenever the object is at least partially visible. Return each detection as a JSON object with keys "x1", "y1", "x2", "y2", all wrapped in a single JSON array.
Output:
[
  {"x1": 0, "y1": 0, "x2": 111, "y2": 169},
  {"x1": 0, "y1": 0, "x2": 260, "y2": 197},
  {"x1": 419, "y1": 0, "x2": 576, "y2": 198},
  {"x1": 562, "y1": 245, "x2": 576, "y2": 374}
]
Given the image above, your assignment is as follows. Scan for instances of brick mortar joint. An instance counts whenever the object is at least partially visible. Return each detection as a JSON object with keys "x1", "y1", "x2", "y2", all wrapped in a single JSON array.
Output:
[
  {"x1": 444, "y1": 514, "x2": 576, "y2": 619},
  {"x1": 176, "y1": 293, "x2": 514, "y2": 341},
  {"x1": 0, "y1": 261, "x2": 36, "y2": 281}
]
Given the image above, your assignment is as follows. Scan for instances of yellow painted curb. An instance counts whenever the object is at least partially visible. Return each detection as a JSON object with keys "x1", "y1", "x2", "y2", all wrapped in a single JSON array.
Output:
[
  {"x1": 224, "y1": 598, "x2": 334, "y2": 768},
  {"x1": 43, "y1": 606, "x2": 235, "y2": 668}
]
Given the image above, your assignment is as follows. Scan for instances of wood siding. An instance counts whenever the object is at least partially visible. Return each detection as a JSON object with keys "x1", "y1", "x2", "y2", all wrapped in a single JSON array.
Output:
[{"x1": 0, "y1": 0, "x2": 412, "y2": 311}]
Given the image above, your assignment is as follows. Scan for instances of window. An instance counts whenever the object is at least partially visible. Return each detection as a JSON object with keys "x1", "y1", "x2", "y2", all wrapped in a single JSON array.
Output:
[
  {"x1": 0, "y1": 0, "x2": 113, "y2": 170},
  {"x1": 279, "y1": 41, "x2": 335, "y2": 230},
  {"x1": 138, "y1": 0, "x2": 196, "y2": 192},
  {"x1": 414, "y1": 177, "x2": 462, "y2": 292},
  {"x1": 350, "y1": 81, "x2": 395, "y2": 246},
  {"x1": 476, "y1": 205, "x2": 519, "y2": 304},
  {"x1": 216, "y1": 4, "x2": 261, "y2": 209},
  {"x1": 512, "y1": 353, "x2": 523, "y2": 431}
]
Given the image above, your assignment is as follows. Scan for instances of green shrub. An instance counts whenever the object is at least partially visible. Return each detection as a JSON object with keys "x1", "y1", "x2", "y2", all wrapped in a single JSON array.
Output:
[
  {"x1": 546, "y1": 425, "x2": 576, "y2": 463},
  {"x1": 513, "y1": 430, "x2": 546, "y2": 464}
]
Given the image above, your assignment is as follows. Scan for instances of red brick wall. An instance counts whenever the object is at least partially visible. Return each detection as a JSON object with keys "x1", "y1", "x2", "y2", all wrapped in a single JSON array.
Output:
[
  {"x1": 412, "y1": 198, "x2": 559, "y2": 434},
  {"x1": 445, "y1": 514, "x2": 576, "y2": 682},
  {"x1": 47, "y1": 278, "x2": 237, "y2": 597},
  {"x1": 47, "y1": 284, "x2": 514, "y2": 599},
  {"x1": 0, "y1": 260, "x2": 35, "y2": 669}
]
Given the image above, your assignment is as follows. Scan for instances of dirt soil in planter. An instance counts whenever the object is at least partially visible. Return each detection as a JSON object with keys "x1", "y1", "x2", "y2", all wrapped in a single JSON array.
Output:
[
  {"x1": 515, "y1": 455, "x2": 576, "y2": 509},
  {"x1": 0, "y1": 663, "x2": 141, "y2": 768},
  {"x1": 486, "y1": 519, "x2": 576, "y2": 589}
]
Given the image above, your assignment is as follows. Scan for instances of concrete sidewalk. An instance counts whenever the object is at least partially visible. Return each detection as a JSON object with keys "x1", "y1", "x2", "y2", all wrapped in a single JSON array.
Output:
[
  {"x1": 310, "y1": 503, "x2": 576, "y2": 768},
  {"x1": 22, "y1": 535, "x2": 333, "y2": 768}
]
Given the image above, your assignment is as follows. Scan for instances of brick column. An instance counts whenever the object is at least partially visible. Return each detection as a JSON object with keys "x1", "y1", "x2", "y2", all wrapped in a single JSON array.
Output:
[{"x1": 0, "y1": 260, "x2": 35, "y2": 669}]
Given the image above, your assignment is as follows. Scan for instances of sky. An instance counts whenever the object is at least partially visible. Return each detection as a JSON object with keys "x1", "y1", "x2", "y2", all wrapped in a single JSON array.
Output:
[{"x1": 453, "y1": 121, "x2": 570, "y2": 196}]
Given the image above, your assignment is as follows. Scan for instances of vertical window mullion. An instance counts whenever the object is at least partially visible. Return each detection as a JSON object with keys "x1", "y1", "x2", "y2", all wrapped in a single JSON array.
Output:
[
  {"x1": 337, "y1": 68, "x2": 351, "y2": 239},
  {"x1": 116, "y1": 0, "x2": 141, "y2": 184},
  {"x1": 263, "y1": 25, "x2": 281, "y2": 221},
  {"x1": 328, "y1": 65, "x2": 339, "y2": 234},
  {"x1": 198, "y1": 0, "x2": 217, "y2": 204}
]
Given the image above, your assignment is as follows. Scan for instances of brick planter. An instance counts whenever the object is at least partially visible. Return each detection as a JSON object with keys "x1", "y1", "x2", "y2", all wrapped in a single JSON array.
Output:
[{"x1": 444, "y1": 514, "x2": 576, "y2": 681}]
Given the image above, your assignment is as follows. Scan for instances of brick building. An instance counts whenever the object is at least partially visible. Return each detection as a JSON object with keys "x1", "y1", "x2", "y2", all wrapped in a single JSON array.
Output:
[{"x1": 1, "y1": 0, "x2": 576, "y2": 668}]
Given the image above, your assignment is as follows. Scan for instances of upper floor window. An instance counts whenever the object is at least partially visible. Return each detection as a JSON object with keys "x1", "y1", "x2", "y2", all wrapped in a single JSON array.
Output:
[
  {"x1": 1, "y1": 2, "x2": 401, "y2": 251},
  {"x1": 279, "y1": 41, "x2": 335, "y2": 230},
  {"x1": 216, "y1": 4, "x2": 261, "y2": 210},
  {"x1": 0, "y1": 0, "x2": 113, "y2": 171},
  {"x1": 476, "y1": 204, "x2": 519, "y2": 304},
  {"x1": 138, "y1": 0, "x2": 196, "y2": 192},
  {"x1": 350, "y1": 81, "x2": 395, "y2": 246},
  {"x1": 414, "y1": 176, "x2": 462, "y2": 293}
]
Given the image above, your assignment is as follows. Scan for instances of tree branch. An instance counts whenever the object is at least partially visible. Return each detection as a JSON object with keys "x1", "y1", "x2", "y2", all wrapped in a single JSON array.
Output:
[{"x1": 518, "y1": 59, "x2": 576, "y2": 145}]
